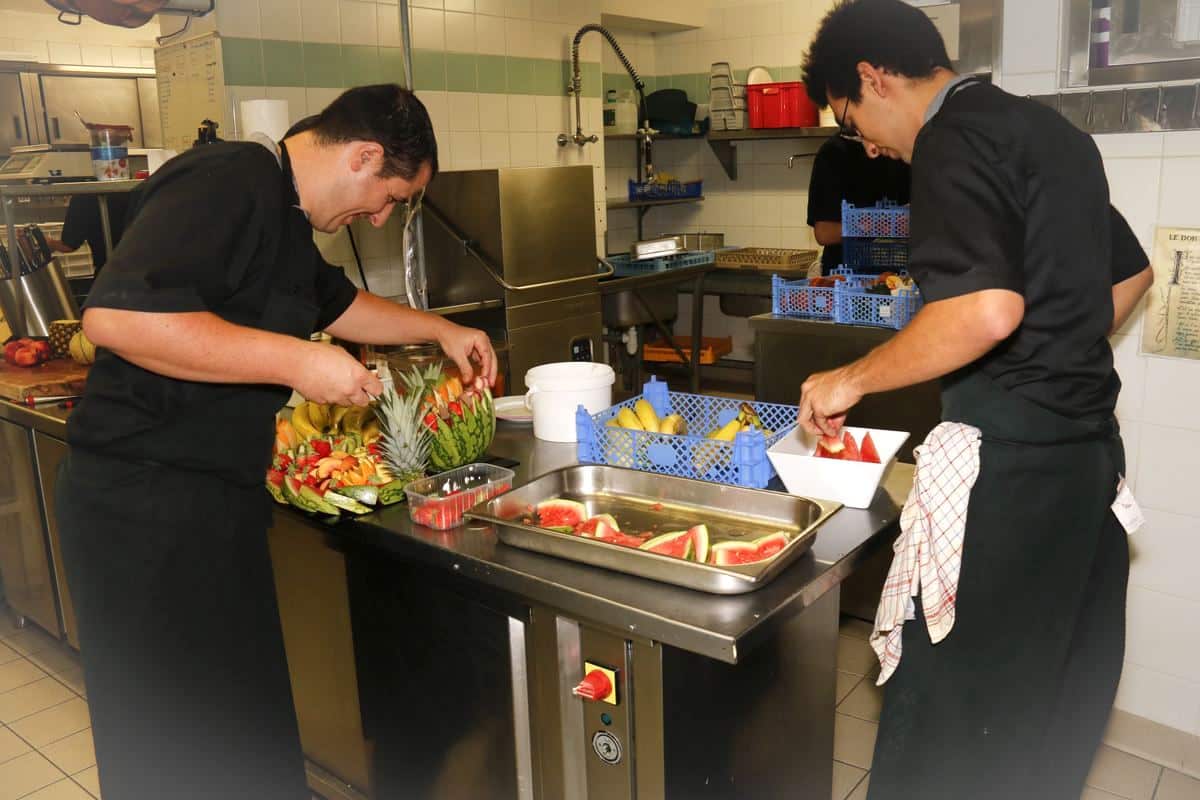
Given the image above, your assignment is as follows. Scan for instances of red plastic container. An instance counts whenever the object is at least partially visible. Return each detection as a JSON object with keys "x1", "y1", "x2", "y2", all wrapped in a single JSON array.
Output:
[{"x1": 747, "y1": 81, "x2": 818, "y2": 129}]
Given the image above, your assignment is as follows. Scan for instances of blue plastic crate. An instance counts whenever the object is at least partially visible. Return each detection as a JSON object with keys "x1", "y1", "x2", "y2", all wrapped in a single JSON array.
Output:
[
  {"x1": 842, "y1": 237, "x2": 909, "y2": 272},
  {"x1": 842, "y1": 199, "x2": 909, "y2": 238},
  {"x1": 608, "y1": 250, "x2": 716, "y2": 276},
  {"x1": 833, "y1": 281, "x2": 922, "y2": 330},
  {"x1": 771, "y1": 268, "x2": 871, "y2": 320},
  {"x1": 628, "y1": 179, "x2": 703, "y2": 201},
  {"x1": 575, "y1": 377, "x2": 797, "y2": 489}
]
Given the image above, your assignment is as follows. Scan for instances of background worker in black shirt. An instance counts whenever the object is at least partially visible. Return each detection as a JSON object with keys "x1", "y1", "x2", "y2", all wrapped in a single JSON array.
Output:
[
  {"x1": 807, "y1": 134, "x2": 910, "y2": 274},
  {"x1": 798, "y1": 2, "x2": 1153, "y2": 799},
  {"x1": 55, "y1": 84, "x2": 495, "y2": 800},
  {"x1": 46, "y1": 192, "x2": 132, "y2": 271}
]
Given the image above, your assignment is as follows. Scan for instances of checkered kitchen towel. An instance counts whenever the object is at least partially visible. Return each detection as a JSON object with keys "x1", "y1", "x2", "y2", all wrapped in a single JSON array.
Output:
[{"x1": 870, "y1": 422, "x2": 982, "y2": 685}]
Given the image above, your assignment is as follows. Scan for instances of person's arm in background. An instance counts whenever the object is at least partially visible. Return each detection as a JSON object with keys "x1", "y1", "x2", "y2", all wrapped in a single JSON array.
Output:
[
  {"x1": 1109, "y1": 205, "x2": 1152, "y2": 335},
  {"x1": 813, "y1": 221, "x2": 842, "y2": 247}
]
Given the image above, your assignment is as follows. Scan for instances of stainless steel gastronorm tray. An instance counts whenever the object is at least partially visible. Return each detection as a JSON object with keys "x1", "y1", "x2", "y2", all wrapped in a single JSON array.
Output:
[{"x1": 467, "y1": 465, "x2": 841, "y2": 594}]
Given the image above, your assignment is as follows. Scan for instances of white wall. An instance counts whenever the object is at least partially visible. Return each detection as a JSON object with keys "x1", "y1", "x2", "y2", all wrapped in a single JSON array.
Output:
[
  {"x1": 0, "y1": 6, "x2": 157, "y2": 68},
  {"x1": 1001, "y1": 0, "x2": 1200, "y2": 739}
]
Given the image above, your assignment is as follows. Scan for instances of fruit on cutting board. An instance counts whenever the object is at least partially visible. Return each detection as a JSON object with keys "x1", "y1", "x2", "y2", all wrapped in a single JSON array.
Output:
[
  {"x1": 68, "y1": 331, "x2": 96, "y2": 365},
  {"x1": 400, "y1": 362, "x2": 495, "y2": 471},
  {"x1": 3, "y1": 337, "x2": 52, "y2": 367},
  {"x1": 535, "y1": 498, "x2": 588, "y2": 532}
]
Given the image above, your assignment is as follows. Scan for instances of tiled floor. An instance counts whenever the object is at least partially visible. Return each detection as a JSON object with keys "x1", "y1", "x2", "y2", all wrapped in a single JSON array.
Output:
[
  {"x1": 0, "y1": 606, "x2": 1197, "y2": 800},
  {"x1": 831, "y1": 616, "x2": 1200, "y2": 800}
]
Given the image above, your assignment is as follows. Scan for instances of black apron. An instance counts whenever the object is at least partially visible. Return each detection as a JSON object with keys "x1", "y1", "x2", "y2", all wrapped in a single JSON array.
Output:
[
  {"x1": 55, "y1": 140, "x2": 315, "y2": 800},
  {"x1": 867, "y1": 367, "x2": 1130, "y2": 800}
]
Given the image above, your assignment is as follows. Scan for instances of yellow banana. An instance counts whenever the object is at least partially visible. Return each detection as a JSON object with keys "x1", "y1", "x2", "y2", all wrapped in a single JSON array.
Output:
[
  {"x1": 330, "y1": 405, "x2": 351, "y2": 432},
  {"x1": 606, "y1": 418, "x2": 621, "y2": 428},
  {"x1": 290, "y1": 402, "x2": 320, "y2": 440},
  {"x1": 660, "y1": 413, "x2": 687, "y2": 435},
  {"x1": 360, "y1": 419, "x2": 381, "y2": 443},
  {"x1": 633, "y1": 399, "x2": 660, "y2": 433},
  {"x1": 616, "y1": 408, "x2": 644, "y2": 430},
  {"x1": 707, "y1": 417, "x2": 742, "y2": 442},
  {"x1": 340, "y1": 405, "x2": 368, "y2": 434},
  {"x1": 308, "y1": 403, "x2": 331, "y2": 433}
]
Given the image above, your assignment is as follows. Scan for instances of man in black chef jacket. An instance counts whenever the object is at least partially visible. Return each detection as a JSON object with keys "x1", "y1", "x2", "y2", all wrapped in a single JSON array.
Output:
[
  {"x1": 55, "y1": 84, "x2": 496, "y2": 800},
  {"x1": 807, "y1": 134, "x2": 909, "y2": 274},
  {"x1": 798, "y1": 2, "x2": 1153, "y2": 799}
]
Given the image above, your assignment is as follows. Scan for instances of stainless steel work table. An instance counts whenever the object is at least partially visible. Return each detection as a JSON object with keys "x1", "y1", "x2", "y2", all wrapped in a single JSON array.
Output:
[{"x1": 337, "y1": 422, "x2": 907, "y2": 664}]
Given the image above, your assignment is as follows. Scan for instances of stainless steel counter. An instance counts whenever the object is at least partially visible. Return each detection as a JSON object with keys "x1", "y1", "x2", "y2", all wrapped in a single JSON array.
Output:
[{"x1": 332, "y1": 421, "x2": 907, "y2": 664}]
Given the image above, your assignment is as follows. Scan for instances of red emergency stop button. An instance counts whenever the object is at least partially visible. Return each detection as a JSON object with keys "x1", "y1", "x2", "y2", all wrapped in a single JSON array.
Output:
[{"x1": 573, "y1": 666, "x2": 615, "y2": 704}]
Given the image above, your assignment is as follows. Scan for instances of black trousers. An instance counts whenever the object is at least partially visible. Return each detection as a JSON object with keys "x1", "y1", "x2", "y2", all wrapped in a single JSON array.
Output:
[
  {"x1": 56, "y1": 448, "x2": 308, "y2": 800},
  {"x1": 867, "y1": 434, "x2": 1130, "y2": 800}
]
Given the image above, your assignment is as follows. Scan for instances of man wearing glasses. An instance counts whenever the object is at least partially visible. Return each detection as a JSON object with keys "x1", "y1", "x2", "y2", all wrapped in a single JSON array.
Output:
[
  {"x1": 55, "y1": 84, "x2": 494, "y2": 799},
  {"x1": 798, "y1": 2, "x2": 1152, "y2": 799}
]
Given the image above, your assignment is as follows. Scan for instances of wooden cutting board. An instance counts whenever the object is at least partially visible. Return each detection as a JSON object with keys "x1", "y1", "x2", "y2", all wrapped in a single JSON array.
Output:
[{"x1": 0, "y1": 358, "x2": 90, "y2": 402}]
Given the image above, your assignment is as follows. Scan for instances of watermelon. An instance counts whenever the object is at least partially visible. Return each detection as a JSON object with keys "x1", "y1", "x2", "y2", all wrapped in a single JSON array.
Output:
[
  {"x1": 860, "y1": 432, "x2": 881, "y2": 463},
  {"x1": 841, "y1": 431, "x2": 861, "y2": 462},
  {"x1": 815, "y1": 435, "x2": 845, "y2": 459},
  {"x1": 710, "y1": 531, "x2": 791, "y2": 566},
  {"x1": 408, "y1": 364, "x2": 496, "y2": 472},
  {"x1": 688, "y1": 524, "x2": 710, "y2": 563},
  {"x1": 710, "y1": 541, "x2": 761, "y2": 566},
  {"x1": 605, "y1": 531, "x2": 654, "y2": 549},
  {"x1": 639, "y1": 530, "x2": 694, "y2": 560},
  {"x1": 575, "y1": 514, "x2": 620, "y2": 536},
  {"x1": 537, "y1": 499, "x2": 587, "y2": 532}
]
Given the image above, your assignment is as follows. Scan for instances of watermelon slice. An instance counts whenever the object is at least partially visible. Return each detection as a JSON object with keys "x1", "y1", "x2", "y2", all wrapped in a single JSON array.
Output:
[
  {"x1": 815, "y1": 435, "x2": 845, "y2": 459},
  {"x1": 537, "y1": 499, "x2": 587, "y2": 532},
  {"x1": 710, "y1": 541, "x2": 761, "y2": 566},
  {"x1": 639, "y1": 530, "x2": 693, "y2": 559},
  {"x1": 688, "y1": 524, "x2": 710, "y2": 564},
  {"x1": 575, "y1": 514, "x2": 620, "y2": 536},
  {"x1": 606, "y1": 531, "x2": 654, "y2": 549},
  {"x1": 590, "y1": 520, "x2": 621, "y2": 541},
  {"x1": 841, "y1": 431, "x2": 861, "y2": 462},
  {"x1": 860, "y1": 432, "x2": 882, "y2": 463},
  {"x1": 752, "y1": 531, "x2": 790, "y2": 561}
]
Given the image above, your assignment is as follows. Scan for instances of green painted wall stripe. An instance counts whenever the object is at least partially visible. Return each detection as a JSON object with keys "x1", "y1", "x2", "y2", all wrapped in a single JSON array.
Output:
[{"x1": 220, "y1": 37, "x2": 599, "y2": 96}]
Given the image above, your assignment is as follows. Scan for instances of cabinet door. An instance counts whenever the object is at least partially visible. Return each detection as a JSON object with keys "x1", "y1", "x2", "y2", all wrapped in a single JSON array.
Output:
[
  {"x1": 41, "y1": 75, "x2": 143, "y2": 146},
  {"x1": 0, "y1": 74, "x2": 30, "y2": 154},
  {"x1": 0, "y1": 419, "x2": 61, "y2": 636},
  {"x1": 33, "y1": 434, "x2": 76, "y2": 649}
]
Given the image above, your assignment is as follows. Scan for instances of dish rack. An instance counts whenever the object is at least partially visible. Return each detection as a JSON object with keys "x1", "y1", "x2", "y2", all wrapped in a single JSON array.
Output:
[
  {"x1": 715, "y1": 247, "x2": 814, "y2": 270},
  {"x1": 575, "y1": 377, "x2": 798, "y2": 489},
  {"x1": 772, "y1": 269, "x2": 923, "y2": 330},
  {"x1": 627, "y1": 179, "x2": 703, "y2": 201},
  {"x1": 841, "y1": 200, "x2": 909, "y2": 238},
  {"x1": 607, "y1": 250, "x2": 715, "y2": 276}
]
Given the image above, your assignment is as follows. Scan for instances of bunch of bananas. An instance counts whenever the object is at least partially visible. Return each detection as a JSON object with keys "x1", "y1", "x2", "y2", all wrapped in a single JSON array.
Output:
[
  {"x1": 290, "y1": 401, "x2": 382, "y2": 443},
  {"x1": 608, "y1": 399, "x2": 688, "y2": 436},
  {"x1": 694, "y1": 403, "x2": 774, "y2": 474}
]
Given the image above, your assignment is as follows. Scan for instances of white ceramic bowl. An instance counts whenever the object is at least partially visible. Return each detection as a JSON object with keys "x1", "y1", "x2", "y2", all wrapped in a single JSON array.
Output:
[
  {"x1": 767, "y1": 426, "x2": 910, "y2": 509},
  {"x1": 746, "y1": 65, "x2": 774, "y2": 85}
]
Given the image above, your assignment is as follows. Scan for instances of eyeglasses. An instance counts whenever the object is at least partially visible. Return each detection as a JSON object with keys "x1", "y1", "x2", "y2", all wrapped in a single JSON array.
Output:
[
  {"x1": 837, "y1": 96, "x2": 863, "y2": 144},
  {"x1": 397, "y1": 186, "x2": 424, "y2": 235}
]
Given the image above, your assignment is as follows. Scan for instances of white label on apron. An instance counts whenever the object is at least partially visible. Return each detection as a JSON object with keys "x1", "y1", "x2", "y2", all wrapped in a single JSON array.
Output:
[{"x1": 1112, "y1": 475, "x2": 1144, "y2": 535}]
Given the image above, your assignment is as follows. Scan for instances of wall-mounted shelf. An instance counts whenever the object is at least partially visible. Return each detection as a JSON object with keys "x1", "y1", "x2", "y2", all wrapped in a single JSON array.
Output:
[
  {"x1": 706, "y1": 126, "x2": 837, "y2": 179},
  {"x1": 606, "y1": 196, "x2": 705, "y2": 210}
]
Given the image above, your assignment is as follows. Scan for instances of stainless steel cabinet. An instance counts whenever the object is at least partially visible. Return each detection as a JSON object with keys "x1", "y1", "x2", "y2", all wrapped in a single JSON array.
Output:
[
  {"x1": 33, "y1": 433, "x2": 76, "y2": 648},
  {"x1": 0, "y1": 418, "x2": 60, "y2": 635},
  {"x1": 41, "y1": 75, "x2": 144, "y2": 147},
  {"x1": 0, "y1": 74, "x2": 30, "y2": 155}
]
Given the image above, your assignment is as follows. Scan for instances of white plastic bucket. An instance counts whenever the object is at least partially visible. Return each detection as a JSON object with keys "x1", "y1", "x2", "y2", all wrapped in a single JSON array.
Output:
[{"x1": 524, "y1": 362, "x2": 615, "y2": 442}]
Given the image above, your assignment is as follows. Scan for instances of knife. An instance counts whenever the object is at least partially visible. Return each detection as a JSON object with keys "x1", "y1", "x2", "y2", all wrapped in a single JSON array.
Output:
[
  {"x1": 0, "y1": 242, "x2": 11, "y2": 279},
  {"x1": 28, "y1": 225, "x2": 52, "y2": 270},
  {"x1": 13, "y1": 229, "x2": 35, "y2": 276}
]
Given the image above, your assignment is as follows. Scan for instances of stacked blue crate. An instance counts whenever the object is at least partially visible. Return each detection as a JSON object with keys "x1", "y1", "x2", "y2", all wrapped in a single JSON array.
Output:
[{"x1": 840, "y1": 199, "x2": 909, "y2": 274}]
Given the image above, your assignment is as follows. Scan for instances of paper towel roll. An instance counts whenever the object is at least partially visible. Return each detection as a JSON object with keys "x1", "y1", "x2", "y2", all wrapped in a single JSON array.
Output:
[{"x1": 240, "y1": 99, "x2": 290, "y2": 142}]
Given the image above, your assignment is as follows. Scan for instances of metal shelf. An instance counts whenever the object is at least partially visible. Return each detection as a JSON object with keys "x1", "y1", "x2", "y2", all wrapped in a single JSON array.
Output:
[
  {"x1": 706, "y1": 126, "x2": 837, "y2": 180},
  {"x1": 603, "y1": 133, "x2": 698, "y2": 141},
  {"x1": 606, "y1": 196, "x2": 705, "y2": 211}
]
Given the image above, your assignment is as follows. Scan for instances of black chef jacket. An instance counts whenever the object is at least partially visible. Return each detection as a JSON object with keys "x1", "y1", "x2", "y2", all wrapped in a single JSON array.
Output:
[
  {"x1": 67, "y1": 141, "x2": 359, "y2": 486},
  {"x1": 909, "y1": 80, "x2": 1147, "y2": 422},
  {"x1": 807, "y1": 135, "x2": 911, "y2": 273},
  {"x1": 61, "y1": 192, "x2": 133, "y2": 270}
]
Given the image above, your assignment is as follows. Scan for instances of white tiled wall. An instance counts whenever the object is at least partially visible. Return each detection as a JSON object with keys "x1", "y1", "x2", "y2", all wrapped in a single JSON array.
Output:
[
  {"x1": 0, "y1": 8, "x2": 156, "y2": 68},
  {"x1": 1001, "y1": 0, "x2": 1200, "y2": 740}
]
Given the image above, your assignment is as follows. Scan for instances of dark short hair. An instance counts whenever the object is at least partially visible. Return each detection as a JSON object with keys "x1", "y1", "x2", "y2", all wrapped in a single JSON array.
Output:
[
  {"x1": 802, "y1": 0, "x2": 952, "y2": 108},
  {"x1": 307, "y1": 84, "x2": 438, "y2": 179}
]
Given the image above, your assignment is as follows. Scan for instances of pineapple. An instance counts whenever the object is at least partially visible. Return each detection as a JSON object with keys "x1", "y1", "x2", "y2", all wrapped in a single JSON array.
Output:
[{"x1": 374, "y1": 385, "x2": 432, "y2": 486}]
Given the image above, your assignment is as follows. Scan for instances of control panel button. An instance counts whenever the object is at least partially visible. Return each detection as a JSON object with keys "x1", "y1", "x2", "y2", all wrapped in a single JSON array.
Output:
[{"x1": 572, "y1": 668, "x2": 613, "y2": 703}]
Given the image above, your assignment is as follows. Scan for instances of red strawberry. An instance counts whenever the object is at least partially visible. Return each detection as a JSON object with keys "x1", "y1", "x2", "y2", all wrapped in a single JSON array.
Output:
[
  {"x1": 861, "y1": 432, "x2": 882, "y2": 464},
  {"x1": 311, "y1": 439, "x2": 332, "y2": 457}
]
